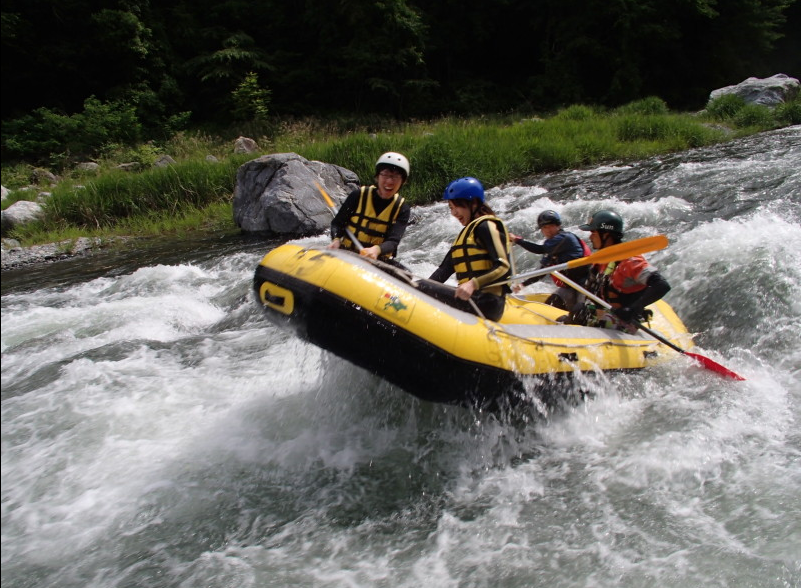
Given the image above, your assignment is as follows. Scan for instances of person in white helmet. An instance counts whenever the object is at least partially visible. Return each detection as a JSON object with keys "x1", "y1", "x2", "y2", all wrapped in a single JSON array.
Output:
[{"x1": 328, "y1": 152, "x2": 412, "y2": 262}]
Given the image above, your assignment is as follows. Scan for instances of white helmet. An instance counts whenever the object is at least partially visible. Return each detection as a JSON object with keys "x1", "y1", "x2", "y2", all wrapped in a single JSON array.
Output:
[{"x1": 375, "y1": 152, "x2": 410, "y2": 180}]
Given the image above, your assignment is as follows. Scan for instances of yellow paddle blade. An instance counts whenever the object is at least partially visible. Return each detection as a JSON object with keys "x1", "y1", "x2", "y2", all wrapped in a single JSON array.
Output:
[
  {"x1": 565, "y1": 235, "x2": 669, "y2": 268},
  {"x1": 314, "y1": 181, "x2": 336, "y2": 209}
]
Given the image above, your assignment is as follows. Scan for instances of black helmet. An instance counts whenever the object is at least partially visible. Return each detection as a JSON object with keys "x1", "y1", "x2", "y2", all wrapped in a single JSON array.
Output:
[
  {"x1": 579, "y1": 210, "x2": 624, "y2": 235},
  {"x1": 537, "y1": 210, "x2": 561, "y2": 228}
]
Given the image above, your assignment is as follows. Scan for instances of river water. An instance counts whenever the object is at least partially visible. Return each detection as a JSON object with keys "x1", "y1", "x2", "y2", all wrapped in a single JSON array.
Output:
[{"x1": 2, "y1": 126, "x2": 800, "y2": 588}]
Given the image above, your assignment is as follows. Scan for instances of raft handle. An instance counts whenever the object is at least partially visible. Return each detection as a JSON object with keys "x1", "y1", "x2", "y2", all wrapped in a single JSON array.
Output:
[{"x1": 264, "y1": 292, "x2": 285, "y2": 306}]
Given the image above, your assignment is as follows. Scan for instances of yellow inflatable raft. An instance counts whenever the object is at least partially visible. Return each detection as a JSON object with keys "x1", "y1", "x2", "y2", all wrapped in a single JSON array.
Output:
[{"x1": 254, "y1": 244, "x2": 694, "y2": 410}]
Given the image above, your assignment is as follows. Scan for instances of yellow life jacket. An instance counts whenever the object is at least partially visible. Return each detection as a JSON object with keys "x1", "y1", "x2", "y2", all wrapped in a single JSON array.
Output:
[
  {"x1": 450, "y1": 215, "x2": 511, "y2": 296},
  {"x1": 341, "y1": 186, "x2": 404, "y2": 259}
]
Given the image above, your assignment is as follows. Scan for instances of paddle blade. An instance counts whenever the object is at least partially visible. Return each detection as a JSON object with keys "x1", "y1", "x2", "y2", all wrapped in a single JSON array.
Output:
[
  {"x1": 686, "y1": 352, "x2": 746, "y2": 380},
  {"x1": 565, "y1": 235, "x2": 669, "y2": 268},
  {"x1": 314, "y1": 181, "x2": 336, "y2": 208}
]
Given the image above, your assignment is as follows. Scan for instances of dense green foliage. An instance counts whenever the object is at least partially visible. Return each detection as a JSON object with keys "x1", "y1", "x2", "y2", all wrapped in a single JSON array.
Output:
[
  {"x1": 3, "y1": 96, "x2": 797, "y2": 247},
  {"x1": 1, "y1": 0, "x2": 798, "y2": 167}
]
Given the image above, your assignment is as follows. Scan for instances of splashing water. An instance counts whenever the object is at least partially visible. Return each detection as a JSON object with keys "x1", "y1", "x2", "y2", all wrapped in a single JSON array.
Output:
[{"x1": 2, "y1": 127, "x2": 800, "y2": 587}]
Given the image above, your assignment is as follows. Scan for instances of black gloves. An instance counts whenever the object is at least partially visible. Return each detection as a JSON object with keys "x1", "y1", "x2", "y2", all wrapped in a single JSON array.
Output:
[
  {"x1": 613, "y1": 305, "x2": 641, "y2": 323},
  {"x1": 613, "y1": 272, "x2": 671, "y2": 324}
]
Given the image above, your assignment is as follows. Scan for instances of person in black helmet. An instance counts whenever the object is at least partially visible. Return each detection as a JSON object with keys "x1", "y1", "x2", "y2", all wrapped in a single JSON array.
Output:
[
  {"x1": 509, "y1": 210, "x2": 591, "y2": 310},
  {"x1": 328, "y1": 152, "x2": 412, "y2": 262},
  {"x1": 567, "y1": 209, "x2": 671, "y2": 332}
]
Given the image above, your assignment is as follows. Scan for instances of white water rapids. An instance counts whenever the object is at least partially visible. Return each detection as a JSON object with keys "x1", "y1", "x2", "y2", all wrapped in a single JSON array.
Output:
[{"x1": 2, "y1": 126, "x2": 800, "y2": 587}]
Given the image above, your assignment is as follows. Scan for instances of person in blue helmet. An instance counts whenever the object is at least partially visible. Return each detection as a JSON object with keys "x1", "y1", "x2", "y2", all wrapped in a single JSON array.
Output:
[
  {"x1": 509, "y1": 209, "x2": 592, "y2": 310},
  {"x1": 424, "y1": 177, "x2": 512, "y2": 321}
]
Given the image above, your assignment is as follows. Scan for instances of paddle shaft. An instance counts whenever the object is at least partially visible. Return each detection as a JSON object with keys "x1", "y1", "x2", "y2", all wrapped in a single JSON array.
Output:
[
  {"x1": 314, "y1": 182, "x2": 364, "y2": 252},
  {"x1": 551, "y1": 270, "x2": 685, "y2": 354},
  {"x1": 552, "y1": 270, "x2": 745, "y2": 380},
  {"x1": 495, "y1": 235, "x2": 668, "y2": 287}
]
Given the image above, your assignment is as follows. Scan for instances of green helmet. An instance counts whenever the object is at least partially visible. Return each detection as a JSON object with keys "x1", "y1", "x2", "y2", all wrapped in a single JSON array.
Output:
[{"x1": 579, "y1": 210, "x2": 624, "y2": 235}]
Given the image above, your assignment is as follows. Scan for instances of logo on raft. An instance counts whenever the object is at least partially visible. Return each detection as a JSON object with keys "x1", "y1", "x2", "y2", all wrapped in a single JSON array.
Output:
[
  {"x1": 382, "y1": 292, "x2": 408, "y2": 313},
  {"x1": 375, "y1": 291, "x2": 414, "y2": 323}
]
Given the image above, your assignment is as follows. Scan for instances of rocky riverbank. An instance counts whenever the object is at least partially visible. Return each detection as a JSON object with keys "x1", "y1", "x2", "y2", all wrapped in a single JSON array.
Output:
[{"x1": 1, "y1": 237, "x2": 116, "y2": 271}]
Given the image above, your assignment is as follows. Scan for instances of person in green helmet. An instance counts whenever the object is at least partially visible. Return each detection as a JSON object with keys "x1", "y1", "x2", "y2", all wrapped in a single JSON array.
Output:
[{"x1": 567, "y1": 209, "x2": 671, "y2": 332}]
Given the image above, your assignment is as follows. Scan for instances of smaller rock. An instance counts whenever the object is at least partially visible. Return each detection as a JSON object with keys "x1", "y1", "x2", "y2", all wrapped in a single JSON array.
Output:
[
  {"x1": 32, "y1": 168, "x2": 58, "y2": 185},
  {"x1": 154, "y1": 154, "x2": 177, "y2": 167},
  {"x1": 709, "y1": 73, "x2": 800, "y2": 107},
  {"x1": 1, "y1": 200, "x2": 45, "y2": 237},
  {"x1": 234, "y1": 136, "x2": 259, "y2": 154},
  {"x1": 77, "y1": 162, "x2": 100, "y2": 172}
]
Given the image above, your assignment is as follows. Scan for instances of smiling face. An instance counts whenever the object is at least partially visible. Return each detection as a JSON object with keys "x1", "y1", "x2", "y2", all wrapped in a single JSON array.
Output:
[
  {"x1": 448, "y1": 200, "x2": 474, "y2": 226},
  {"x1": 375, "y1": 169, "x2": 404, "y2": 198}
]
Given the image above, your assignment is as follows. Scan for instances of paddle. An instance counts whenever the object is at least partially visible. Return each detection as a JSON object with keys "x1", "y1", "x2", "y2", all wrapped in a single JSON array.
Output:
[
  {"x1": 314, "y1": 181, "x2": 364, "y2": 252},
  {"x1": 495, "y1": 235, "x2": 669, "y2": 286},
  {"x1": 508, "y1": 234, "x2": 519, "y2": 288},
  {"x1": 551, "y1": 269, "x2": 745, "y2": 380}
]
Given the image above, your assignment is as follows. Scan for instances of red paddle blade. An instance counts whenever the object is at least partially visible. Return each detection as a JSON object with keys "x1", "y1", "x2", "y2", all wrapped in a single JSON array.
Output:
[{"x1": 686, "y1": 352, "x2": 746, "y2": 380}]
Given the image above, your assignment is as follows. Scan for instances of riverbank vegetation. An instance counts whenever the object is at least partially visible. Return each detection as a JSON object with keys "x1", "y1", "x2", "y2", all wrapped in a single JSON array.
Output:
[
  {"x1": 3, "y1": 0, "x2": 797, "y2": 248},
  {"x1": 2, "y1": 94, "x2": 799, "y2": 247},
  {"x1": 3, "y1": 1, "x2": 797, "y2": 132}
]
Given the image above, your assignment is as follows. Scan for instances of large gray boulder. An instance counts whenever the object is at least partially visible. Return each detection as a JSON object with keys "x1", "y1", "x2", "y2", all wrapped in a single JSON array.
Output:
[
  {"x1": 709, "y1": 73, "x2": 800, "y2": 106},
  {"x1": 1, "y1": 200, "x2": 44, "y2": 237},
  {"x1": 233, "y1": 152, "x2": 359, "y2": 236}
]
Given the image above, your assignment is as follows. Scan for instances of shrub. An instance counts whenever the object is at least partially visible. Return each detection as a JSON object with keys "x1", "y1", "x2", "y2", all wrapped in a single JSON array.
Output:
[
  {"x1": 705, "y1": 94, "x2": 746, "y2": 121},
  {"x1": 615, "y1": 115, "x2": 672, "y2": 141},
  {"x1": 615, "y1": 96, "x2": 669, "y2": 116},
  {"x1": 0, "y1": 163, "x2": 36, "y2": 190},
  {"x1": 232, "y1": 72, "x2": 271, "y2": 123},
  {"x1": 525, "y1": 137, "x2": 582, "y2": 172},
  {"x1": 1, "y1": 108, "x2": 73, "y2": 165},
  {"x1": 98, "y1": 142, "x2": 163, "y2": 167},
  {"x1": 1, "y1": 97, "x2": 142, "y2": 166},
  {"x1": 732, "y1": 104, "x2": 776, "y2": 129},
  {"x1": 775, "y1": 98, "x2": 801, "y2": 125},
  {"x1": 555, "y1": 105, "x2": 596, "y2": 121}
]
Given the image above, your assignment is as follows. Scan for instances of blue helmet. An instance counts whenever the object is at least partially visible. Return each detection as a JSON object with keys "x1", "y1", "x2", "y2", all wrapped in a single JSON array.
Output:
[{"x1": 442, "y1": 177, "x2": 485, "y2": 203}]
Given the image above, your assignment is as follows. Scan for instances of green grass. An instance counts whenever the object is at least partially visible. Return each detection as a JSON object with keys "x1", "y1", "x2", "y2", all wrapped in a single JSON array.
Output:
[
  {"x1": 3, "y1": 95, "x2": 797, "y2": 247},
  {"x1": 9, "y1": 200, "x2": 235, "y2": 245}
]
